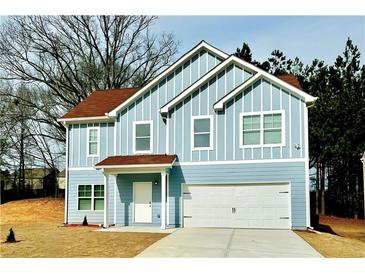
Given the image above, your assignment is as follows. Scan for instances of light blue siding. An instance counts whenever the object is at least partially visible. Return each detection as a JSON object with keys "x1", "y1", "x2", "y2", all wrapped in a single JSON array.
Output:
[
  {"x1": 67, "y1": 170, "x2": 114, "y2": 225},
  {"x1": 168, "y1": 75, "x2": 306, "y2": 162},
  {"x1": 168, "y1": 161, "x2": 307, "y2": 228},
  {"x1": 68, "y1": 123, "x2": 115, "y2": 168},
  {"x1": 67, "y1": 162, "x2": 307, "y2": 228}
]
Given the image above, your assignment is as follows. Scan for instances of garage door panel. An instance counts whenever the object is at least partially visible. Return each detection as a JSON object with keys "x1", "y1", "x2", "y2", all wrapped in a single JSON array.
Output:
[{"x1": 183, "y1": 183, "x2": 290, "y2": 229}]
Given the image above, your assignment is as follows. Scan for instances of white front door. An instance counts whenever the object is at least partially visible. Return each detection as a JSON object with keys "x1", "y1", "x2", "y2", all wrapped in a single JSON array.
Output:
[
  {"x1": 134, "y1": 182, "x2": 152, "y2": 223},
  {"x1": 183, "y1": 183, "x2": 291, "y2": 229}
]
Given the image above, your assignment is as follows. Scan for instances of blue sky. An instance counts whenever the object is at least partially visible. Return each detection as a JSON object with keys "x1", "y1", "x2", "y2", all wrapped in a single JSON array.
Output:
[{"x1": 153, "y1": 16, "x2": 365, "y2": 65}]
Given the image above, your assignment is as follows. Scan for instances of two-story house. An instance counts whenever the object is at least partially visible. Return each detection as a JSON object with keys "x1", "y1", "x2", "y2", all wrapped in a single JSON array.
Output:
[{"x1": 58, "y1": 41, "x2": 317, "y2": 230}]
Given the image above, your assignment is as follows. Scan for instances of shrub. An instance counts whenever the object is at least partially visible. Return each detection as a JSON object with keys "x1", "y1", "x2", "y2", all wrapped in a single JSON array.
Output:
[
  {"x1": 82, "y1": 216, "x2": 88, "y2": 226},
  {"x1": 6, "y1": 228, "x2": 16, "y2": 242}
]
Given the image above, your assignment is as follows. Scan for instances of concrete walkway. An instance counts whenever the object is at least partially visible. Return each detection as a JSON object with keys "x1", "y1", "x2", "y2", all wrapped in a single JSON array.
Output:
[
  {"x1": 136, "y1": 228, "x2": 323, "y2": 258},
  {"x1": 96, "y1": 226, "x2": 178, "y2": 234}
]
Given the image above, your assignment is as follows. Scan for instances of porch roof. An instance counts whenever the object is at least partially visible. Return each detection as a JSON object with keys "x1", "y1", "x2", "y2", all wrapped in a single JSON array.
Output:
[{"x1": 95, "y1": 154, "x2": 177, "y2": 169}]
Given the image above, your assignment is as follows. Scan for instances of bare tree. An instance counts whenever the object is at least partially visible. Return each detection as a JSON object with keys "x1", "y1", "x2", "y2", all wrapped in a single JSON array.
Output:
[{"x1": 0, "y1": 16, "x2": 178, "y2": 142}]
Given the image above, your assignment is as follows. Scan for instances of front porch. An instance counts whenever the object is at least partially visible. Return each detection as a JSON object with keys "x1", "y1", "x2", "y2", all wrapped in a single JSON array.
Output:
[{"x1": 95, "y1": 154, "x2": 177, "y2": 230}]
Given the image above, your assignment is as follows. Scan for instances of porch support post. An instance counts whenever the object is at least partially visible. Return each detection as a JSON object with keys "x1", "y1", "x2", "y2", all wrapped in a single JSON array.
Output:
[
  {"x1": 161, "y1": 171, "x2": 166, "y2": 229},
  {"x1": 103, "y1": 171, "x2": 109, "y2": 228},
  {"x1": 166, "y1": 173, "x2": 170, "y2": 226}
]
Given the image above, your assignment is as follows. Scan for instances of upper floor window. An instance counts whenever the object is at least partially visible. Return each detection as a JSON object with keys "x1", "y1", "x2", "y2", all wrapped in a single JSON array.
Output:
[
  {"x1": 133, "y1": 121, "x2": 153, "y2": 153},
  {"x1": 240, "y1": 111, "x2": 284, "y2": 147},
  {"x1": 87, "y1": 127, "x2": 99, "y2": 156},
  {"x1": 192, "y1": 116, "x2": 213, "y2": 150}
]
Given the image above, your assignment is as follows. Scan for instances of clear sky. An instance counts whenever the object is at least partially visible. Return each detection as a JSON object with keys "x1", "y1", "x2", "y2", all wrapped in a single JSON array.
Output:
[{"x1": 153, "y1": 16, "x2": 365, "y2": 65}]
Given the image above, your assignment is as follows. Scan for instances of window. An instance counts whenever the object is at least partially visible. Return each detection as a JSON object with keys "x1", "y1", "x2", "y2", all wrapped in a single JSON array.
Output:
[
  {"x1": 242, "y1": 115, "x2": 261, "y2": 145},
  {"x1": 241, "y1": 111, "x2": 284, "y2": 147},
  {"x1": 87, "y1": 127, "x2": 99, "y2": 156},
  {"x1": 78, "y1": 185, "x2": 104, "y2": 211},
  {"x1": 192, "y1": 116, "x2": 213, "y2": 150},
  {"x1": 263, "y1": 113, "x2": 282, "y2": 144},
  {"x1": 134, "y1": 121, "x2": 153, "y2": 153}
]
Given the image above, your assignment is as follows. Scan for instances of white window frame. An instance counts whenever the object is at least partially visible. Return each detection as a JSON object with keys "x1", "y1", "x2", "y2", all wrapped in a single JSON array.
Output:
[
  {"x1": 87, "y1": 127, "x2": 100, "y2": 157},
  {"x1": 133, "y1": 120, "x2": 153, "y2": 154},
  {"x1": 77, "y1": 184, "x2": 104, "y2": 212},
  {"x1": 191, "y1": 115, "x2": 214, "y2": 151},
  {"x1": 240, "y1": 110, "x2": 285, "y2": 148}
]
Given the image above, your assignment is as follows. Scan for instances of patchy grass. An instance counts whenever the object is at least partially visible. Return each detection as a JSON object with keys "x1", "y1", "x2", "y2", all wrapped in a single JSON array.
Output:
[
  {"x1": 296, "y1": 215, "x2": 365, "y2": 258},
  {"x1": 0, "y1": 198, "x2": 167, "y2": 258}
]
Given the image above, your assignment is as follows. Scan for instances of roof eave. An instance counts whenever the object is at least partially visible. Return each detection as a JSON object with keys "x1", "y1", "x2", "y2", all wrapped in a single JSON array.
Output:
[{"x1": 57, "y1": 115, "x2": 114, "y2": 125}]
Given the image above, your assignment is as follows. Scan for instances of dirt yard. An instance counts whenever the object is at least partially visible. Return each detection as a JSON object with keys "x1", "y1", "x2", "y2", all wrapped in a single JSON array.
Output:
[
  {"x1": 296, "y1": 215, "x2": 365, "y2": 258},
  {"x1": 0, "y1": 198, "x2": 167, "y2": 258}
]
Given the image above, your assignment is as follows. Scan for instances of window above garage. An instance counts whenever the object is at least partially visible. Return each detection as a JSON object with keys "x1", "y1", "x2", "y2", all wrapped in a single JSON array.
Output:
[{"x1": 240, "y1": 110, "x2": 285, "y2": 148}]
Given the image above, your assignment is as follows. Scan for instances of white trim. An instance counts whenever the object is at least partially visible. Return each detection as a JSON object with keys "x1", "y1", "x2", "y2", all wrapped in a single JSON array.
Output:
[
  {"x1": 191, "y1": 115, "x2": 214, "y2": 151},
  {"x1": 215, "y1": 72, "x2": 262, "y2": 111},
  {"x1": 166, "y1": 113, "x2": 170, "y2": 154},
  {"x1": 64, "y1": 126, "x2": 69, "y2": 224},
  {"x1": 215, "y1": 77, "x2": 218, "y2": 161},
  {"x1": 95, "y1": 163, "x2": 174, "y2": 170},
  {"x1": 260, "y1": 79, "x2": 263, "y2": 159},
  {"x1": 299, "y1": 99, "x2": 303, "y2": 158},
  {"x1": 303, "y1": 105, "x2": 311, "y2": 228},
  {"x1": 113, "y1": 175, "x2": 117, "y2": 225},
  {"x1": 157, "y1": 85, "x2": 160, "y2": 153},
  {"x1": 87, "y1": 127, "x2": 100, "y2": 157},
  {"x1": 132, "y1": 120, "x2": 153, "y2": 154},
  {"x1": 175, "y1": 158, "x2": 306, "y2": 166},
  {"x1": 103, "y1": 174, "x2": 109, "y2": 228},
  {"x1": 133, "y1": 182, "x2": 153, "y2": 224},
  {"x1": 224, "y1": 69, "x2": 227, "y2": 160},
  {"x1": 125, "y1": 111, "x2": 128, "y2": 154},
  {"x1": 69, "y1": 167, "x2": 95, "y2": 171},
  {"x1": 76, "y1": 183, "x2": 105, "y2": 212},
  {"x1": 113, "y1": 120, "x2": 117, "y2": 156},
  {"x1": 174, "y1": 107, "x2": 176, "y2": 153},
  {"x1": 182, "y1": 101, "x2": 185, "y2": 160},
  {"x1": 166, "y1": 173, "x2": 170, "y2": 226},
  {"x1": 106, "y1": 122, "x2": 108, "y2": 158},
  {"x1": 108, "y1": 41, "x2": 228, "y2": 117},
  {"x1": 239, "y1": 110, "x2": 285, "y2": 149},
  {"x1": 160, "y1": 173, "x2": 167, "y2": 229},
  {"x1": 57, "y1": 116, "x2": 113, "y2": 124},
  {"x1": 78, "y1": 124, "x2": 81, "y2": 167},
  {"x1": 289, "y1": 93, "x2": 292, "y2": 158}
]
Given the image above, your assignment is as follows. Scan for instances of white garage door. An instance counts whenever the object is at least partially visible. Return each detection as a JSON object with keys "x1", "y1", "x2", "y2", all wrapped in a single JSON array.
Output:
[{"x1": 182, "y1": 183, "x2": 290, "y2": 229}]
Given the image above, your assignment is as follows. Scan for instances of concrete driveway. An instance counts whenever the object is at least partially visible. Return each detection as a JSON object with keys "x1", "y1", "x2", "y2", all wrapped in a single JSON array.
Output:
[{"x1": 136, "y1": 228, "x2": 322, "y2": 258}]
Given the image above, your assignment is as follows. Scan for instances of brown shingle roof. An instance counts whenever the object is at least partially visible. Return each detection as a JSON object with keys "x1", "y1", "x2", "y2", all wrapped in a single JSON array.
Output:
[
  {"x1": 276, "y1": 74, "x2": 303, "y2": 91},
  {"x1": 62, "y1": 88, "x2": 140, "y2": 119},
  {"x1": 95, "y1": 154, "x2": 177, "y2": 167}
]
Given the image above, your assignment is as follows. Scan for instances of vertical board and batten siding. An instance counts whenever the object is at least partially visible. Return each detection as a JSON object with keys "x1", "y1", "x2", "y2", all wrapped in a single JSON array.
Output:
[
  {"x1": 68, "y1": 123, "x2": 115, "y2": 168},
  {"x1": 168, "y1": 162, "x2": 307, "y2": 228},
  {"x1": 116, "y1": 49, "x2": 223, "y2": 157},
  {"x1": 169, "y1": 77, "x2": 306, "y2": 162},
  {"x1": 67, "y1": 170, "x2": 115, "y2": 224}
]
